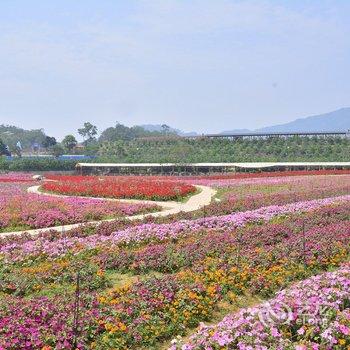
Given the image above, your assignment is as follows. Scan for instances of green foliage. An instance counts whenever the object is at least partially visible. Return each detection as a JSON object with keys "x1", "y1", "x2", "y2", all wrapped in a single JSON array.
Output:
[
  {"x1": 98, "y1": 122, "x2": 176, "y2": 142},
  {"x1": 0, "y1": 125, "x2": 46, "y2": 150},
  {"x1": 83, "y1": 141, "x2": 100, "y2": 156},
  {"x1": 49, "y1": 144, "x2": 65, "y2": 158},
  {"x1": 98, "y1": 136, "x2": 350, "y2": 162},
  {"x1": 62, "y1": 135, "x2": 78, "y2": 151},
  {"x1": 9, "y1": 144, "x2": 22, "y2": 158},
  {"x1": 78, "y1": 122, "x2": 98, "y2": 144},
  {"x1": 1, "y1": 131, "x2": 349, "y2": 171},
  {"x1": 0, "y1": 139, "x2": 10, "y2": 156},
  {"x1": 0, "y1": 157, "x2": 77, "y2": 171},
  {"x1": 42, "y1": 136, "x2": 57, "y2": 149}
]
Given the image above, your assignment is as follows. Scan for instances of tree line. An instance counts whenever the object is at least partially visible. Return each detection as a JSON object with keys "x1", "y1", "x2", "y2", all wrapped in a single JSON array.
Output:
[
  {"x1": 1, "y1": 121, "x2": 349, "y2": 163},
  {"x1": 97, "y1": 136, "x2": 350, "y2": 163},
  {"x1": 0, "y1": 122, "x2": 173, "y2": 157}
]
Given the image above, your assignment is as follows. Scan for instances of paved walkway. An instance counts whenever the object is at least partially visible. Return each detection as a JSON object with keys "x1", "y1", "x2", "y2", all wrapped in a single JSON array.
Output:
[{"x1": 1, "y1": 185, "x2": 216, "y2": 237}]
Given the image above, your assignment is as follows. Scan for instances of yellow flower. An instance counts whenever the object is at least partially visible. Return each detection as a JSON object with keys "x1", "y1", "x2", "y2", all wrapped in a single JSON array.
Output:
[
  {"x1": 207, "y1": 285, "x2": 216, "y2": 294},
  {"x1": 105, "y1": 323, "x2": 113, "y2": 331},
  {"x1": 188, "y1": 291, "x2": 198, "y2": 300},
  {"x1": 98, "y1": 296, "x2": 106, "y2": 303},
  {"x1": 118, "y1": 322, "x2": 127, "y2": 331}
]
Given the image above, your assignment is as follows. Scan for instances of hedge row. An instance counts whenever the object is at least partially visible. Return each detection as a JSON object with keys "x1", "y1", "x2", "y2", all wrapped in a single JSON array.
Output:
[{"x1": 0, "y1": 157, "x2": 78, "y2": 171}]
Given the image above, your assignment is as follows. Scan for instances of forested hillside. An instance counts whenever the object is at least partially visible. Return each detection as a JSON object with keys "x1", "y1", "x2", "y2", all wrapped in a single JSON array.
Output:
[
  {"x1": 0, "y1": 125, "x2": 46, "y2": 149},
  {"x1": 99, "y1": 136, "x2": 350, "y2": 162}
]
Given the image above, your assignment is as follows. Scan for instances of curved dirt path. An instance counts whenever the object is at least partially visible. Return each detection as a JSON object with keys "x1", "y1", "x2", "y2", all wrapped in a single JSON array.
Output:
[{"x1": 1, "y1": 185, "x2": 216, "y2": 237}]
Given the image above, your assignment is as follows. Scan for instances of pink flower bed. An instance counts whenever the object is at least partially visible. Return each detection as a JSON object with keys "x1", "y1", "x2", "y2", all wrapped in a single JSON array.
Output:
[
  {"x1": 185, "y1": 174, "x2": 350, "y2": 218},
  {"x1": 2, "y1": 193, "x2": 350, "y2": 262},
  {"x1": 0, "y1": 182, "x2": 158, "y2": 232},
  {"x1": 184, "y1": 169, "x2": 350, "y2": 181},
  {"x1": 0, "y1": 172, "x2": 34, "y2": 183},
  {"x1": 187, "y1": 174, "x2": 350, "y2": 188},
  {"x1": 184, "y1": 175, "x2": 304, "y2": 187},
  {"x1": 170, "y1": 263, "x2": 350, "y2": 350}
]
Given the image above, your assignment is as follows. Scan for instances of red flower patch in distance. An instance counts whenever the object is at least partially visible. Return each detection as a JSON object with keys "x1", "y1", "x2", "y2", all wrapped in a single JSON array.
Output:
[{"x1": 43, "y1": 175, "x2": 196, "y2": 201}]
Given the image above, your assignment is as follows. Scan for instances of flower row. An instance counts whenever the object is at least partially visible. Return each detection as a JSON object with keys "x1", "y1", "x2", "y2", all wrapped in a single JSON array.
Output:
[
  {"x1": 190, "y1": 174, "x2": 350, "y2": 218},
  {"x1": 170, "y1": 263, "x2": 350, "y2": 350},
  {"x1": 0, "y1": 172, "x2": 34, "y2": 183},
  {"x1": 2, "y1": 206, "x2": 348, "y2": 296},
  {"x1": 1, "y1": 215, "x2": 349, "y2": 349},
  {"x1": 1, "y1": 193, "x2": 350, "y2": 262},
  {"x1": 0, "y1": 195, "x2": 349, "y2": 349},
  {"x1": 186, "y1": 169, "x2": 350, "y2": 181}
]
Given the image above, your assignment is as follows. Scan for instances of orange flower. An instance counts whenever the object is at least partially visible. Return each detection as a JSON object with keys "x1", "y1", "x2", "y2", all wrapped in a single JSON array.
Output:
[{"x1": 97, "y1": 269, "x2": 104, "y2": 277}]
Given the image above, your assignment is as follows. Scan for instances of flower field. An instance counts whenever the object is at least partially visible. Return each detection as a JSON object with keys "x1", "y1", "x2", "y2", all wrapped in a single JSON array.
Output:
[
  {"x1": 43, "y1": 175, "x2": 197, "y2": 201},
  {"x1": 0, "y1": 171, "x2": 349, "y2": 349},
  {"x1": 186, "y1": 168, "x2": 350, "y2": 181},
  {"x1": 187, "y1": 174, "x2": 350, "y2": 217},
  {"x1": 0, "y1": 173, "x2": 34, "y2": 183},
  {"x1": 3, "y1": 193, "x2": 350, "y2": 261},
  {"x1": 170, "y1": 264, "x2": 350, "y2": 350},
  {"x1": 0, "y1": 176, "x2": 158, "y2": 232}
]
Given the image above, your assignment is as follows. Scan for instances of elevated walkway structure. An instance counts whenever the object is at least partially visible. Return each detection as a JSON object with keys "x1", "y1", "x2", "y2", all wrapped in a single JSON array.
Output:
[{"x1": 188, "y1": 131, "x2": 350, "y2": 140}]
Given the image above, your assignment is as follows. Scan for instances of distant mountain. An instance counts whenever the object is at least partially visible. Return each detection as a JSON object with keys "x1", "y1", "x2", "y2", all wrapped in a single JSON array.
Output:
[
  {"x1": 140, "y1": 108, "x2": 350, "y2": 137},
  {"x1": 221, "y1": 108, "x2": 350, "y2": 134},
  {"x1": 140, "y1": 124, "x2": 178, "y2": 133},
  {"x1": 220, "y1": 128, "x2": 252, "y2": 135},
  {"x1": 140, "y1": 124, "x2": 198, "y2": 136},
  {"x1": 257, "y1": 108, "x2": 350, "y2": 133}
]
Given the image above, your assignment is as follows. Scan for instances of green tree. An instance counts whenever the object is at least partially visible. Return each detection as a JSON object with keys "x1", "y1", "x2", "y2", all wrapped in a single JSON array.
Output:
[
  {"x1": 0, "y1": 139, "x2": 10, "y2": 156},
  {"x1": 9, "y1": 144, "x2": 22, "y2": 157},
  {"x1": 98, "y1": 122, "x2": 165, "y2": 142},
  {"x1": 78, "y1": 122, "x2": 98, "y2": 144},
  {"x1": 161, "y1": 124, "x2": 171, "y2": 135},
  {"x1": 49, "y1": 144, "x2": 65, "y2": 158},
  {"x1": 62, "y1": 135, "x2": 77, "y2": 151},
  {"x1": 42, "y1": 136, "x2": 57, "y2": 149},
  {"x1": 0, "y1": 125, "x2": 46, "y2": 150}
]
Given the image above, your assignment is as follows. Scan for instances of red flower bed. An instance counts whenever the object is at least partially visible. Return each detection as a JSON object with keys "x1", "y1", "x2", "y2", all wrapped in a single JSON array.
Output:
[{"x1": 42, "y1": 175, "x2": 196, "y2": 201}]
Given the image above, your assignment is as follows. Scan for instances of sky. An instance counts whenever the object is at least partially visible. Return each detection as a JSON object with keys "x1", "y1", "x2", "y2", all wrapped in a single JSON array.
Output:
[{"x1": 0, "y1": 0, "x2": 349, "y2": 140}]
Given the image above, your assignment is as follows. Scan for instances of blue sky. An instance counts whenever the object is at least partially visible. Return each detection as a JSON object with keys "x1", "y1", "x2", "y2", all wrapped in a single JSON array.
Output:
[{"x1": 0, "y1": 0, "x2": 349, "y2": 139}]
